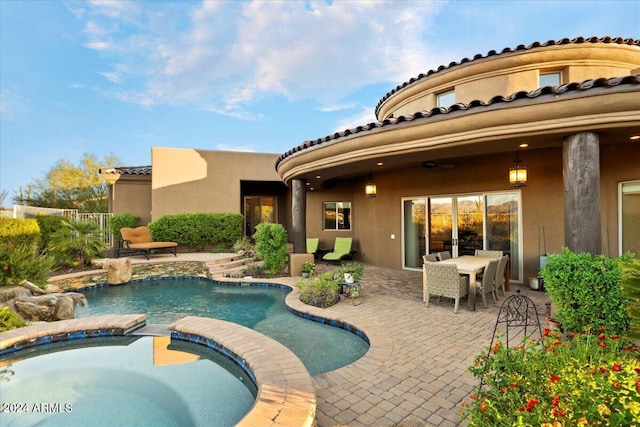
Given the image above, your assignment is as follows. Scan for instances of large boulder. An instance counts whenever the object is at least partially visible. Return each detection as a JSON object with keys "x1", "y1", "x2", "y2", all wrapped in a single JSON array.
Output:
[
  {"x1": 104, "y1": 258, "x2": 132, "y2": 285},
  {"x1": 13, "y1": 292, "x2": 88, "y2": 322}
]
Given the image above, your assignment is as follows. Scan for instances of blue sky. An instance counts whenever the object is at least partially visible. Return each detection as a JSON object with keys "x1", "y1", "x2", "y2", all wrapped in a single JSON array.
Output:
[{"x1": 1, "y1": 0, "x2": 639, "y2": 202}]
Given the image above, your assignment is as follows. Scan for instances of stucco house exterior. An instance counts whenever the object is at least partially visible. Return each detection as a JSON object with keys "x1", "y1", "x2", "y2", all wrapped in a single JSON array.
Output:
[{"x1": 105, "y1": 36, "x2": 640, "y2": 284}]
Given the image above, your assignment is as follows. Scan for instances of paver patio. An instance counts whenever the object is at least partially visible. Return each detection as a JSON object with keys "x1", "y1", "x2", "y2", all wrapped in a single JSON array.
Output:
[{"x1": 38, "y1": 253, "x2": 551, "y2": 426}]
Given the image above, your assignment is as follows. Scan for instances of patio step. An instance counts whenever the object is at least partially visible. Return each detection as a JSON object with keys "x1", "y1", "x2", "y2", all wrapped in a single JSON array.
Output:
[{"x1": 206, "y1": 255, "x2": 254, "y2": 277}]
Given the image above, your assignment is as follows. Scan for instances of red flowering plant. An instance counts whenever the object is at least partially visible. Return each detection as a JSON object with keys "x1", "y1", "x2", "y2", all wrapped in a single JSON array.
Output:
[{"x1": 462, "y1": 328, "x2": 640, "y2": 426}]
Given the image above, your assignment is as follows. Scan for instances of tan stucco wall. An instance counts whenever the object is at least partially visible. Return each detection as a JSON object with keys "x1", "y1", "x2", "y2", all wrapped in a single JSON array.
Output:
[
  {"x1": 379, "y1": 43, "x2": 640, "y2": 119},
  {"x1": 151, "y1": 148, "x2": 281, "y2": 220},
  {"x1": 305, "y1": 142, "x2": 640, "y2": 282},
  {"x1": 111, "y1": 176, "x2": 152, "y2": 225}
]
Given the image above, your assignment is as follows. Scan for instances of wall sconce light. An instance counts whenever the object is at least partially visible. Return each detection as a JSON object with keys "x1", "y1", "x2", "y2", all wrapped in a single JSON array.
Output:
[
  {"x1": 100, "y1": 167, "x2": 122, "y2": 199},
  {"x1": 509, "y1": 151, "x2": 527, "y2": 188},
  {"x1": 365, "y1": 171, "x2": 377, "y2": 198}
]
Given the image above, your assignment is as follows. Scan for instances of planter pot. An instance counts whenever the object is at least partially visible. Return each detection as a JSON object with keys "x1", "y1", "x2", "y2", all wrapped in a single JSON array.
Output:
[
  {"x1": 546, "y1": 317, "x2": 561, "y2": 331},
  {"x1": 301, "y1": 271, "x2": 310, "y2": 278}
]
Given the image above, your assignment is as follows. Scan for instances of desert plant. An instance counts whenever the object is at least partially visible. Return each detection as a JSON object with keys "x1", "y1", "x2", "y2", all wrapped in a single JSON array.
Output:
[
  {"x1": 0, "y1": 240, "x2": 56, "y2": 287},
  {"x1": 620, "y1": 258, "x2": 640, "y2": 340},
  {"x1": 463, "y1": 328, "x2": 640, "y2": 426},
  {"x1": 34, "y1": 214, "x2": 66, "y2": 253},
  {"x1": 233, "y1": 236, "x2": 255, "y2": 258},
  {"x1": 296, "y1": 272, "x2": 341, "y2": 308},
  {"x1": 253, "y1": 223, "x2": 288, "y2": 275},
  {"x1": 0, "y1": 306, "x2": 26, "y2": 331},
  {"x1": 47, "y1": 219, "x2": 108, "y2": 266},
  {"x1": 302, "y1": 261, "x2": 315, "y2": 275},
  {"x1": 540, "y1": 248, "x2": 630, "y2": 335}
]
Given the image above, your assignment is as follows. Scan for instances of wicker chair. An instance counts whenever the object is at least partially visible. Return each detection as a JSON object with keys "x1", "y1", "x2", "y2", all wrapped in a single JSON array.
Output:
[
  {"x1": 423, "y1": 262, "x2": 469, "y2": 313},
  {"x1": 436, "y1": 251, "x2": 452, "y2": 261},
  {"x1": 494, "y1": 255, "x2": 509, "y2": 297},
  {"x1": 422, "y1": 254, "x2": 438, "y2": 263},
  {"x1": 475, "y1": 259, "x2": 499, "y2": 308},
  {"x1": 475, "y1": 249, "x2": 503, "y2": 258}
]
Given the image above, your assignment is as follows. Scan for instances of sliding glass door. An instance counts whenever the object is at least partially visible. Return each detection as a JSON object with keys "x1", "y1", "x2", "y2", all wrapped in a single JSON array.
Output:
[
  {"x1": 403, "y1": 191, "x2": 522, "y2": 281},
  {"x1": 620, "y1": 181, "x2": 640, "y2": 258}
]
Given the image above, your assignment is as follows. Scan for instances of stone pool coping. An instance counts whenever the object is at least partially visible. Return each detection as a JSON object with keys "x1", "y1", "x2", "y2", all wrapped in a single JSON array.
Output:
[{"x1": 0, "y1": 314, "x2": 317, "y2": 427}]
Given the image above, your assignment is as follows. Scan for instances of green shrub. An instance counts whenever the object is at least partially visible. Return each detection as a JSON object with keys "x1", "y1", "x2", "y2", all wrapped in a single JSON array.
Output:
[
  {"x1": 620, "y1": 258, "x2": 640, "y2": 340},
  {"x1": 540, "y1": 248, "x2": 630, "y2": 335},
  {"x1": 334, "y1": 262, "x2": 364, "y2": 282},
  {"x1": 0, "y1": 240, "x2": 56, "y2": 287},
  {"x1": 253, "y1": 223, "x2": 288, "y2": 275},
  {"x1": 108, "y1": 213, "x2": 139, "y2": 243},
  {"x1": 47, "y1": 220, "x2": 108, "y2": 266},
  {"x1": 148, "y1": 213, "x2": 243, "y2": 250},
  {"x1": 0, "y1": 217, "x2": 40, "y2": 248},
  {"x1": 0, "y1": 306, "x2": 26, "y2": 331},
  {"x1": 296, "y1": 272, "x2": 341, "y2": 308},
  {"x1": 463, "y1": 328, "x2": 640, "y2": 426},
  {"x1": 35, "y1": 214, "x2": 66, "y2": 253}
]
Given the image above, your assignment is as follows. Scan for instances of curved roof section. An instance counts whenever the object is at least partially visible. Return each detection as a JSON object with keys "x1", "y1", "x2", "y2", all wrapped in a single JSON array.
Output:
[
  {"x1": 374, "y1": 36, "x2": 639, "y2": 117},
  {"x1": 275, "y1": 74, "x2": 640, "y2": 170}
]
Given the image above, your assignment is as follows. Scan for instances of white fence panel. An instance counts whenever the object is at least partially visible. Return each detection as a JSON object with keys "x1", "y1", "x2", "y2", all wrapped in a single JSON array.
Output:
[{"x1": 9, "y1": 205, "x2": 113, "y2": 247}]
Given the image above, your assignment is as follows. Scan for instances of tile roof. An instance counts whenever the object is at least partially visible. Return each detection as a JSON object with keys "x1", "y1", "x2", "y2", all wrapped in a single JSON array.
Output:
[
  {"x1": 275, "y1": 74, "x2": 640, "y2": 169},
  {"x1": 114, "y1": 166, "x2": 152, "y2": 176},
  {"x1": 374, "y1": 36, "x2": 639, "y2": 117}
]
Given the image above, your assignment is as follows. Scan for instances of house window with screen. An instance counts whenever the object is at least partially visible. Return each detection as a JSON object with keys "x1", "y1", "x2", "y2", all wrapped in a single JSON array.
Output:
[
  {"x1": 324, "y1": 202, "x2": 352, "y2": 230},
  {"x1": 539, "y1": 71, "x2": 562, "y2": 88},
  {"x1": 437, "y1": 90, "x2": 455, "y2": 108}
]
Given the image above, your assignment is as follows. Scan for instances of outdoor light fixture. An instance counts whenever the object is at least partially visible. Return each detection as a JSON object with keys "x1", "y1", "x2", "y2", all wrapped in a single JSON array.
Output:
[
  {"x1": 100, "y1": 167, "x2": 122, "y2": 199},
  {"x1": 365, "y1": 170, "x2": 377, "y2": 198},
  {"x1": 509, "y1": 151, "x2": 527, "y2": 188}
]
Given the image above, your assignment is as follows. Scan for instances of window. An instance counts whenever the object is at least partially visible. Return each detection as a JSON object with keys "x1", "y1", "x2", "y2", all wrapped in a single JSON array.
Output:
[
  {"x1": 539, "y1": 72, "x2": 562, "y2": 88},
  {"x1": 323, "y1": 202, "x2": 352, "y2": 230},
  {"x1": 437, "y1": 90, "x2": 455, "y2": 108}
]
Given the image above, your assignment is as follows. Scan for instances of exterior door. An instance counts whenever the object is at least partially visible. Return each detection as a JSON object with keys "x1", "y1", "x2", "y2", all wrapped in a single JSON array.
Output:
[{"x1": 244, "y1": 196, "x2": 276, "y2": 237}]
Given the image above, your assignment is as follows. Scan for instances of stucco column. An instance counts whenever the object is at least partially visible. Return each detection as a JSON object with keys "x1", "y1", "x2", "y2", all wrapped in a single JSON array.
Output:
[
  {"x1": 291, "y1": 178, "x2": 307, "y2": 253},
  {"x1": 562, "y1": 132, "x2": 602, "y2": 254}
]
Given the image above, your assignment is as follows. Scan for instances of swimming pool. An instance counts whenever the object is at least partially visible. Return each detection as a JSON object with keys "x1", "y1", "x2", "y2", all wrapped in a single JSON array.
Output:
[
  {"x1": 82, "y1": 278, "x2": 369, "y2": 375},
  {"x1": 0, "y1": 336, "x2": 256, "y2": 427}
]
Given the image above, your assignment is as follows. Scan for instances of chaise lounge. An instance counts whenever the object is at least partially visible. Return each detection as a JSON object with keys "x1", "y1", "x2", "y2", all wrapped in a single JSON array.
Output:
[
  {"x1": 322, "y1": 237, "x2": 356, "y2": 263},
  {"x1": 118, "y1": 226, "x2": 178, "y2": 260}
]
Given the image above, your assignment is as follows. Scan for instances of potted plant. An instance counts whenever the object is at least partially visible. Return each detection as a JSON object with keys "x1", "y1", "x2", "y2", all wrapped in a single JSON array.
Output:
[{"x1": 301, "y1": 261, "x2": 315, "y2": 278}]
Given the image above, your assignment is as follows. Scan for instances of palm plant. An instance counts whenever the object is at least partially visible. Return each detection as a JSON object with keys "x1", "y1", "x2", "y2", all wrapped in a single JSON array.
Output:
[{"x1": 48, "y1": 219, "x2": 108, "y2": 266}]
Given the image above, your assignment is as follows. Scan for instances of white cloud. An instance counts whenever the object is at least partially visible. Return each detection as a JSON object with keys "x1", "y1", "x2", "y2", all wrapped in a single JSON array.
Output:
[
  {"x1": 99, "y1": 71, "x2": 123, "y2": 84},
  {"x1": 215, "y1": 143, "x2": 256, "y2": 153},
  {"x1": 333, "y1": 107, "x2": 377, "y2": 133},
  {"x1": 319, "y1": 103, "x2": 356, "y2": 113},
  {"x1": 78, "y1": 0, "x2": 445, "y2": 116}
]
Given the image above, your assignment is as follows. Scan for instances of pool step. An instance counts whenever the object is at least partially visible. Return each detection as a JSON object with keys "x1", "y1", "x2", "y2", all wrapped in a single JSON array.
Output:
[{"x1": 206, "y1": 255, "x2": 255, "y2": 278}]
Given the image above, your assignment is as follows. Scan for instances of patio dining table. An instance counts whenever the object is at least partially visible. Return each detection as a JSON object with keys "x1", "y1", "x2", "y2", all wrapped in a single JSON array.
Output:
[{"x1": 438, "y1": 255, "x2": 497, "y2": 311}]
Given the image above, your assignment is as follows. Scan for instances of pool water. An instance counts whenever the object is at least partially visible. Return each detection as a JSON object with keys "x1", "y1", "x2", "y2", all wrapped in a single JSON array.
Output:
[
  {"x1": 0, "y1": 336, "x2": 256, "y2": 427},
  {"x1": 83, "y1": 279, "x2": 369, "y2": 375}
]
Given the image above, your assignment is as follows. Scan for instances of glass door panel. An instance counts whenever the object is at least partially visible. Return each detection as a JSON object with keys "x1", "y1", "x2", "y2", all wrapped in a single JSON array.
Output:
[
  {"x1": 428, "y1": 197, "x2": 453, "y2": 256},
  {"x1": 486, "y1": 193, "x2": 520, "y2": 280},
  {"x1": 403, "y1": 199, "x2": 426, "y2": 268},
  {"x1": 244, "y1": 196, "x2": 276, "y2": 237},
  {"x1": 456, "y1": 195, "x2": 484, "y2": 256},
  {"x1": 621, "y1": 181, "x2": 640, "y2": 258}
]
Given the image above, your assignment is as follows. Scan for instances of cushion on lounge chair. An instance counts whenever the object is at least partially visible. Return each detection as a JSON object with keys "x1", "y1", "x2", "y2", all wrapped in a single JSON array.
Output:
[
  {"x1": 306, "y1": 238, "x2": 319, "y2": 254},
  {"x1": 119, "y1": 226, "x2": 178, "y2": 260},
  {"x1": 322, "y1": 237, "x2": 353, "y2": 261}
]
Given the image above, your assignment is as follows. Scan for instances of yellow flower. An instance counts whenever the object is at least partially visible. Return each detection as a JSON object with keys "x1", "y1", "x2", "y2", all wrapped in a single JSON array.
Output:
[{"x1": 597, "y1": 404, "x2": 611, "y2": 417}]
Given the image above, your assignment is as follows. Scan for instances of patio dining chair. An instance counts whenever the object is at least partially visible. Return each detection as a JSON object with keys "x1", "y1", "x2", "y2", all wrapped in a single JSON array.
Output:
[
  {"x1": 436, "y1": 251, "x2": 452, "y2": 261},
  {"x1": 423, "y1": 254, "x2": 438, "y2": 263},
  {"x1": 423, "y1": 262, "x2": 469, "y2": 314},
  {"x1": 474, "y1": 259, "x2": 499, "y2": 308},
  {"x1": 475, "y1": 249, "x2": 503, "y2": 258},
  {"x1": 494, "y1": 255, "x2": 509, "y2": 297}
]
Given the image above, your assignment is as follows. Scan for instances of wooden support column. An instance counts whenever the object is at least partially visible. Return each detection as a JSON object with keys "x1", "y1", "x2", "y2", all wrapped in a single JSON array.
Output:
[
  {"x1": 291, "y1": 178, "x2": 307, "y2": 254},
  {"x1": 563, "y1": 132, "x2": 602, "y2": 254}
]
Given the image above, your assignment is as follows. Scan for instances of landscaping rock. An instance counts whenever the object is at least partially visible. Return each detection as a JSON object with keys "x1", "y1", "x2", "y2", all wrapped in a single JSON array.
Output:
[{"x1": 105, "y1": 258, "x2": 132, "y2": 285}]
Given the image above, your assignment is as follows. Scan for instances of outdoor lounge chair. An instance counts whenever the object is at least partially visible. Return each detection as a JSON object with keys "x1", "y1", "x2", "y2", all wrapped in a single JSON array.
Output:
[
  {"x1": 322, "y1": 237, "x2": 355, "y2": 262},
  {"x1": 423, "y1": 262, "x2": 469, "y2": 314},
  {"x1": 118, "y1": 226, "x2": 178, "y2": 260},
  {"x1": 306, "y1": 237, "x2": 319, "y2": 259}
]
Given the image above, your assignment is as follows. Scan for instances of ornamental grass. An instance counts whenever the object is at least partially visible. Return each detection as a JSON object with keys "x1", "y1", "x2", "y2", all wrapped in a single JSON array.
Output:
[{"x1": 462, "y1": 328, "x2": 640, "y2": 426}]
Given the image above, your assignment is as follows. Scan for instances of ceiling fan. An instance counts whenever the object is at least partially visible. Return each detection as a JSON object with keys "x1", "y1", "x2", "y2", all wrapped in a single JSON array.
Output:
[{"x1": 422, "y1": 160, "x2": 455, "y2": 170}]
